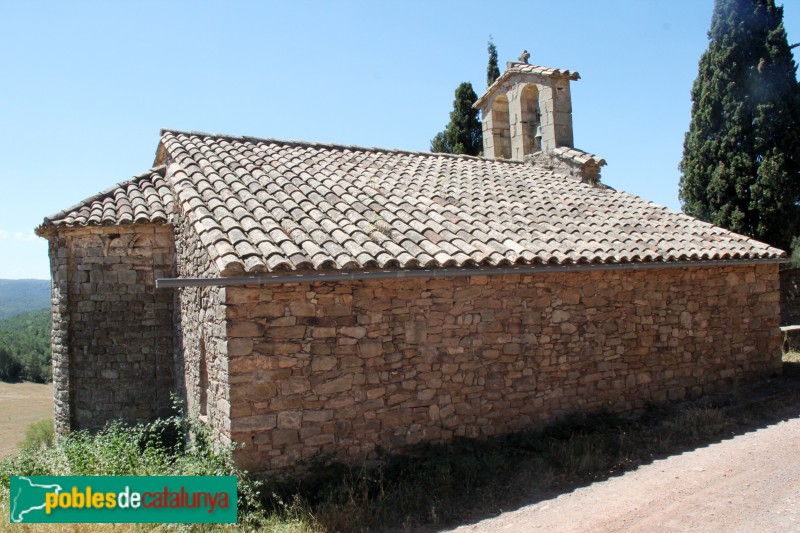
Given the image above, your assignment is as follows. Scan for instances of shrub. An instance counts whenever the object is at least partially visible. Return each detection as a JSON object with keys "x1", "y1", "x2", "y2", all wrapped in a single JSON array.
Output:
[
  {"x1": 0, "y1": 412, "x2": 267, "y2": 528},
  {"x1": 18, "y1": 419, "x2": 54, "y2": 452}
]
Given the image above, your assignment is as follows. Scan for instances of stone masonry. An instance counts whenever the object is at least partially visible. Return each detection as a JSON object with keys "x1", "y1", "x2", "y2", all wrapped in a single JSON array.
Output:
[
  {"x1": 223, "y1": 263, "x2": 781, "y2": 471},
  {"x1": 46, "y1": 224, "x2": 176, "y2": 432},
  {"x1": 173, "y1": 212, "x2": 231, "y2": 445}
]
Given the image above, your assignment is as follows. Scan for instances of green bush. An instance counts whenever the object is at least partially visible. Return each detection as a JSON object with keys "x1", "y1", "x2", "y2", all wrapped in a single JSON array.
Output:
[
  {"x1": 18, "y1": 418, "x2": 54, "y2": 452},
  {"x1": 0, "y1": 412, "x2": 267, "y2": 528}
]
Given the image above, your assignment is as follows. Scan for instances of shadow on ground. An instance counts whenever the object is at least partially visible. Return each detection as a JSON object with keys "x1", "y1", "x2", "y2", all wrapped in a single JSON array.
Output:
[
  {"x1": 267, "y1": 364, "x2": 800, "y2": 533},
  {"x1": 435, "y1": 365, "x2": 800, "y2": 532}
]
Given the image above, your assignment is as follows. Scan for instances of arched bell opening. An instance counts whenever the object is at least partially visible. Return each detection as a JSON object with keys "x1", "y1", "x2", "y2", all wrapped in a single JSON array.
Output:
[
  {"x1": 490, "y1": 94, "x2": 511, "y2": 159},
  {"x1": 520, "y1": 84, "x2": 541, "y2": 155}
]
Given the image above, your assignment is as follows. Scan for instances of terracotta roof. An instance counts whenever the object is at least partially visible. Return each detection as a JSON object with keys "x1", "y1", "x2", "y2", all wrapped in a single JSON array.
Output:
[
  {"x1": 505, "y1": 61, "x2": 581, "y2": 80},
  {"x1": 550, "y1": 146, "x2": 606, "y2": 168},
  {"x1": 37, "y1": 167, "x2": 174, "y2": 232},
  {"x1": 143, "y1": 130, "x2": 782, "y2": 276},
  {"x1": 38, "y1": 130, "x2": 784, "y2": 273},
  {"x1": 474, "y1": 61, "x2": 580, "y2": 109}
]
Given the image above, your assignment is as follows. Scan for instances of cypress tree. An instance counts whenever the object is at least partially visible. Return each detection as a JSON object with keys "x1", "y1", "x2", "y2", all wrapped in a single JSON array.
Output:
[
  {"x1": 487, "y1": 38, "x2": 501, "y2": 87},
  {"x1": 679, "y1": 0, "x2": 800, "y2": 251},
  {"x1": 430, "y1": 132, "x2": 449, "y2": 154},
  {"x1": 430, "y1": 82, "x2": 483, "y2": 156}
]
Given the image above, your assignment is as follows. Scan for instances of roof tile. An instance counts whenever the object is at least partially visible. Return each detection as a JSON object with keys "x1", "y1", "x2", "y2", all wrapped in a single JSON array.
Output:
[
  {"x1": 38, "y1": 167, "x2": 173, "y2": 230},
  {"x1": 38, "y1": 132, "x2": 785, "y2": 272}
]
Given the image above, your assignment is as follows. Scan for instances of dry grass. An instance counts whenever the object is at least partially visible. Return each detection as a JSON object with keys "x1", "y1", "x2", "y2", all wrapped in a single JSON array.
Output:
[{"x1": 0, "y1": 382, "x2": 52, "y2": 458}]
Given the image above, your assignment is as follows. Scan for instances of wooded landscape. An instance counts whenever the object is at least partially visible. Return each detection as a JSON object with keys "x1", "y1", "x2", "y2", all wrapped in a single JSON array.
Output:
[
  {"x1": 0, "y1": 280, "x2": 51, "y2": 383},
  {"x1": 0, "y1": 309, "x2": 51, "y2": 383}
]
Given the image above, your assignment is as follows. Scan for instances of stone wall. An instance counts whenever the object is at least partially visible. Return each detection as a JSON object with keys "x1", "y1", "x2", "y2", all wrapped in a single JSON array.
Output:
[
  {"x1": 47, "y1": 234, "x2": 71, "y2": 433},
  {"x1": 780, "y1": 267, "x2": 800, "y2": 326},
  {"x1": 172, "y1": 213, "x2": 231, "y2": 445},
  {"x1": 47, "y1": 224, "x2": 176, "y2": 432},
  {"x1": 481, "y1": 94, "x2": 511, "y2": 159},
  {"x1": 224, "y1": 263, "x2": 780, "y2": 471}
]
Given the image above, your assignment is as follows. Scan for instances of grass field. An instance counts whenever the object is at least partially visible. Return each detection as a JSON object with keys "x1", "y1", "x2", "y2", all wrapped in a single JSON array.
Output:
[{"x1": 0, "y1": 382, "x2": 52, "y2": 458}]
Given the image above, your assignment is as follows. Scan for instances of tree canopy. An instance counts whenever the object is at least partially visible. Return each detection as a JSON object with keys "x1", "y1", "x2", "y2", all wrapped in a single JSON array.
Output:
[
  {"x1": 679, "y1": 0, "x2": 800, "y2": 251},
  {"x1": 0, "y1": 309, "x2": 51, "y2": 383},
  {"x1": 430, "y1": 82, "x2": 482, "y2": 156},
  {"x1": 487, "y1": 38, "x2": 501, "y2": 87}
]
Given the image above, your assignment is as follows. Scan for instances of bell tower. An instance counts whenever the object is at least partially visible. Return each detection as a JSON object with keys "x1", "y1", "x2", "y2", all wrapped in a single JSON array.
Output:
[{"x1": 474, "y1": 51, "x2": 579, "y2": 160}]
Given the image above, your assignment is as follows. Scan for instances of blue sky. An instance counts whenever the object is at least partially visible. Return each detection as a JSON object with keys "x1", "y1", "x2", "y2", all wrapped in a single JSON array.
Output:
[{"x1": 1, "y1": 1, "x2": 798, "y2": 279}]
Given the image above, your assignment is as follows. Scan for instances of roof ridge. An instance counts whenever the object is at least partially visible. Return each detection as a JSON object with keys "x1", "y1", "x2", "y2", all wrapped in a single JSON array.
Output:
[
  {"x1": 506, "y1": 61, "x2": 580, "y2": 75},
  {"x1": 160, "y1": 129, "x2": 525, "y2": 165},
  {"x1": 551, "y1": 146, "x2": 607, "y2": 166},
  {"x1": 40, "y1": 166, "x2": 166, "y2": 225},
  {"x1": 474, "y1": 62, "x2": 580, "y2": 109}
]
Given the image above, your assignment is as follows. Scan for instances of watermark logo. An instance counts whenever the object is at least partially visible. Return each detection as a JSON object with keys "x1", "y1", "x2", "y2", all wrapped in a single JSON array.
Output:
[{"x1": 9, "y1": 476, "x2": 237, "y2": 523}]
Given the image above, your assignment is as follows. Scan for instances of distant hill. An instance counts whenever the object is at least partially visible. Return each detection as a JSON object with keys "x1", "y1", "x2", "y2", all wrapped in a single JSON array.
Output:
[{"x1": 0, "y1": 280, "x2": 50, "y2": 319}]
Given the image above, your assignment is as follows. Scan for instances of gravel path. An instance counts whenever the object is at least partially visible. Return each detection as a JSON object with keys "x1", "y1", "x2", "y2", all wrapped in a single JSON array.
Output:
[{"x1": 449, "y1": 416, "x2": 800, "y2": 532}]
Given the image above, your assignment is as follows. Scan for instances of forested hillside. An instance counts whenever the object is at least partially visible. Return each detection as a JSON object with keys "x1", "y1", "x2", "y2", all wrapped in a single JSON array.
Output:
[
  {"x1": 0, "y1": 309, "x2": 51, "y2": 383},
  {"x1": 0, "y1": 279, "x2": 50, "y2": 319}
]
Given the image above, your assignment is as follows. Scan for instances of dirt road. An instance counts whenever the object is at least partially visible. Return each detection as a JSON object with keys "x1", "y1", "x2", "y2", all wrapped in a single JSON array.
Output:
[{"x1": 450, "y1": 416, "x2": 800, "y2": 532}]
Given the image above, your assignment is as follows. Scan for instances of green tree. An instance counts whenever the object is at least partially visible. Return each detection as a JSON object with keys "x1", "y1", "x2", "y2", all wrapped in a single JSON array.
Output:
[
  {"x1": 487, "y1": 37, "x2": 501, "y2": 86},
  {"x1": 0, "y1": 309, "x2": 51, "y2": 383},
  {"x1": 679, "y1": 0, "x2": 800, "y2": 251},
  {"x1": 430, "y1": 82, "x2": 482, "y2": 156},
  {"x1": 0, "y1": 343, "x2": 22, "y2": 382},
  {"x1": 430, "y1": 131, "x2": 448, "y2": 154}
]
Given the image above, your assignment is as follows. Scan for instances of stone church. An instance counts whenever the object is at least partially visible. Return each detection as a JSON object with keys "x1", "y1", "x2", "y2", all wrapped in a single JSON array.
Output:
[{"x1": 36, "y1": 56, "x2": 785, "y2": 471}]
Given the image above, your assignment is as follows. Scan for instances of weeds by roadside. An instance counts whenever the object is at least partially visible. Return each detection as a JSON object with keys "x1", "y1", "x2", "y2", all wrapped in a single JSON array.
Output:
[{"x1": 0, "y1": 411, "x2": 279, "y2": 532}]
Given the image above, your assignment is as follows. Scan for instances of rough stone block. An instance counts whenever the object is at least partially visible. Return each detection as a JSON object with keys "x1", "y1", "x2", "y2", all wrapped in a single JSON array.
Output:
[
  {"x1": 228, "y1": 338, "x2": 253, "y2": 356},
  {"x1": 358, "y1": 340, "x2": 383, "y2": 358},
  {"x1": 272, "y1": 430, "x2": 300, "y2": 446},
  {"x1": 234, "y1": 414, "x2": 277, "y2": 431},
  {"x1": 311, "y1": 356, "x2": 337, "y2": 372},
  {"x1": 341, "y1": 326, "x2": 367, "y2": 339},
  {"x1": 303, "y1": 409, "x2": 334, "y2": 422},
  {"x1": 268, "y1": 326, "x2": 307, "y2": 339},
  {"x1": 228, "y1": 321, "x2": 262, "y2": 338},
  {"x1": 313, "y1": 374, "x2": 354, "y2": 395},
  {"x1": 312, "y1": 327, "x2": 336, "y2": 338},
  {"x1": 277, "y1": 410, "x2": 303, "y2": 429},
  {"x1": 404, "y1": 319, "x2": 427, "y2": 344},
  {"x1": 250, "y1": 302, "x2": 285, "y2": 318},
  {"x1": 289, "y1": 301, "x2": 315, "y2": 317}
]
